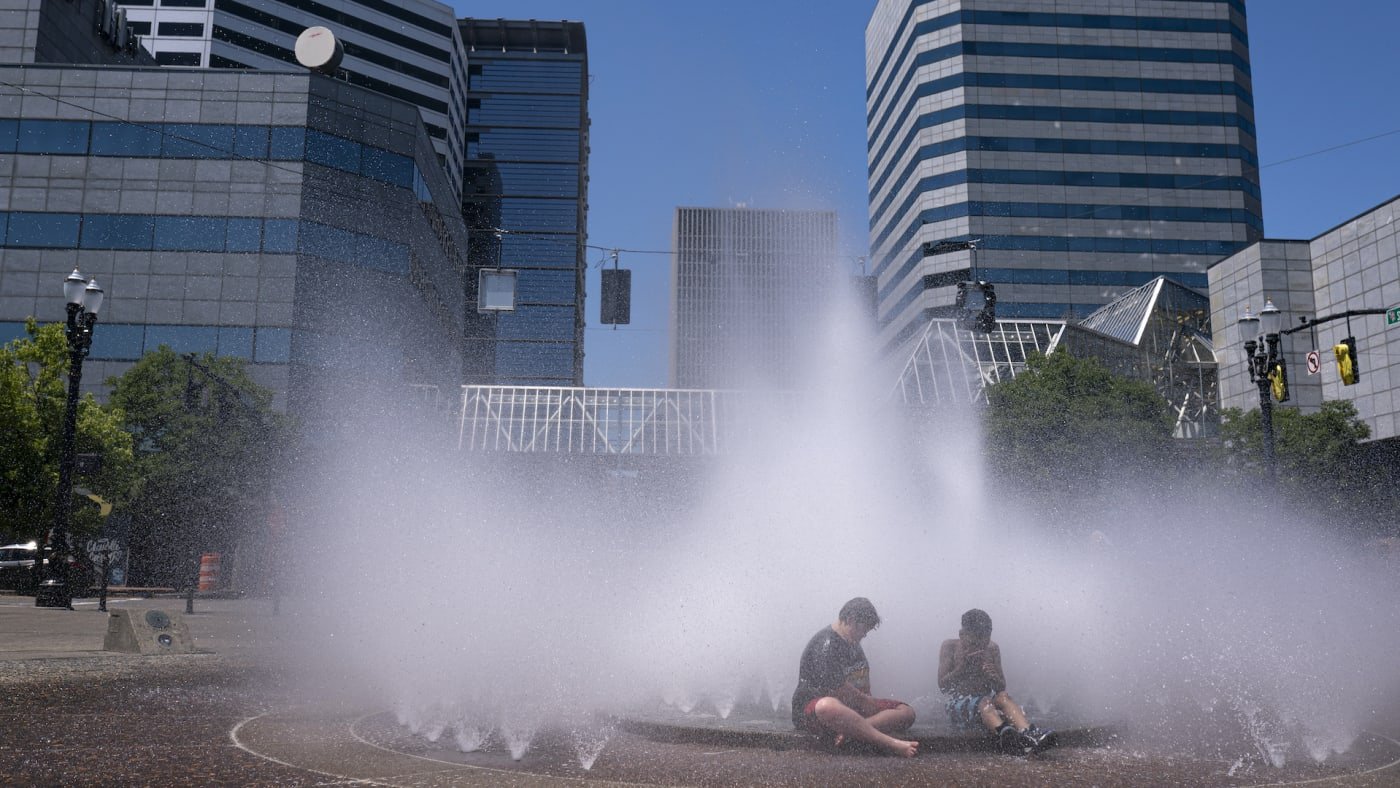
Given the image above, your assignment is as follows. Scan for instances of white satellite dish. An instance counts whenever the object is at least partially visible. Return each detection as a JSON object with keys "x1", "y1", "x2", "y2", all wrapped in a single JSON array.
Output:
[{"x1": 294, "y1": 26, "x2": 344, "y2": 74}]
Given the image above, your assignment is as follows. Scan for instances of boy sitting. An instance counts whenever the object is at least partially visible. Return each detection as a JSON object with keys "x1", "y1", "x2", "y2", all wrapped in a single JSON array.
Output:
[{"x1": 937, "y1": 608, "x2": 1054, "y2": 754}]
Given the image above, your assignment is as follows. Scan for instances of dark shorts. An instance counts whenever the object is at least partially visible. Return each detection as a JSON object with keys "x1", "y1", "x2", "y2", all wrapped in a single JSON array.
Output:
[{"x1": 799, "y1": 696, "x2": 906, "y2": 735}]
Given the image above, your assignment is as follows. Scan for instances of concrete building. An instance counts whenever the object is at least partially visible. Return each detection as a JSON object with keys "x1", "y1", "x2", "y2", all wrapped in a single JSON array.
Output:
[
  {"x1": 670, "y1": 207, "x2": 838, "y2": 390},
  {"x1": 0, "y1": 63, "x2": 470, "y2": 417},
  {"x1": 115, "y1": 0, "x2": 468, "y2": 199},
  {"x1": 459, "y1": 19, "x2": 588, "y2": 386},
  {"x1": 865, "y1": 0, "x2": 1262, "y2": 356},
  {"x1": 0, "y1": 0, "x2": 154, "y2": 66},
  {"x1": 1210, "y1": 197, "x2": 1400, "y2": 443}
]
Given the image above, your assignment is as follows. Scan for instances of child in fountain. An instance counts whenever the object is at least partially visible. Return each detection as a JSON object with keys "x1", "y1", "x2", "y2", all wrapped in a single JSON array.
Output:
[
  {"x1": 791, "y1": 597, "x2": 919, "y2": 757},
  {"x1": 938, "y1": 608, "x2": 1055, "y2": 755}
]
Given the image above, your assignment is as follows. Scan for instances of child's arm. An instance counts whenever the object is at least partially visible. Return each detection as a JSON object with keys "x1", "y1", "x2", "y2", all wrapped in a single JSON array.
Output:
[{"x1": 983, "y1": 643, "x2": 1007, "y2": 692}]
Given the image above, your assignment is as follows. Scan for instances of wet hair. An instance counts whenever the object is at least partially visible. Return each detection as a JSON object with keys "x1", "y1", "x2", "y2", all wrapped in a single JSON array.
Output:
[
  {"x1": 839, "y1": 597, "x2": 881, "y2": 629},
  {"x1": 961, "y1": 608, "x2": 992, "y2": 634}
]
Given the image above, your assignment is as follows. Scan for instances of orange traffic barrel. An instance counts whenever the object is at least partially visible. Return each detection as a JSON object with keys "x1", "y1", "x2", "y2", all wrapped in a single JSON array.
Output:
[{"x1": 197, "y1": 552, "x2": 221, "y2": 591}]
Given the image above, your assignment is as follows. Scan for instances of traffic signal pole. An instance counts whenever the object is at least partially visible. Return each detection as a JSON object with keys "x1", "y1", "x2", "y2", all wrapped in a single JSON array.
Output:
[
  {"x1": 1284, "y1": 308, "x2": 1386, "y2": 386},
  {"x1": 1282, "y1": 308, "x2": 1388, "y2": 336}
]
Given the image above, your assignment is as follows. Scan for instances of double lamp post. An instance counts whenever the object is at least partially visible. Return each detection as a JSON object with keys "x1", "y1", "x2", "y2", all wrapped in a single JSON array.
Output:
[
  {"x1": 1236, "y1": 299, "x2": 1283, "y2": 483},
  {"x1": 36, "y1": 269, "x2": 105, "y2": 608}
]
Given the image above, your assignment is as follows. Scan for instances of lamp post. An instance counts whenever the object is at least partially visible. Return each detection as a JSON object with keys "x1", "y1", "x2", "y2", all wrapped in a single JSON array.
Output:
[
  {"x1": 921, "y1": 237, "x2": 996, "y2": 332},
  {"x1": 1236, "y1": 299, "x2": 1282, "y2": 482},
  {"x1": 37, "y1": 269, "x2": 104, "y2": 608}
]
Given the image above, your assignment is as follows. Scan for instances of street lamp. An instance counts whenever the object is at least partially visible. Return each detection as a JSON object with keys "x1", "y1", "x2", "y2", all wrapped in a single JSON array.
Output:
[
  {"x1": 36, "y1": 269, "x2": 104, "y2": 608},
  {"x1": 1236, "y1": 299, "x2": 1282, "y2": 482},
  {"x1": 922, "y1": 237, "x2": 996, "y2": 332}
]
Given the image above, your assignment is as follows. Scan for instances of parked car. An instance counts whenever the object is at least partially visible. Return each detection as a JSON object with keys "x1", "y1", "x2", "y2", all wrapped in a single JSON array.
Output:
[
  {"x1": 0, "y1": 542, "x2": 38, "y2": 591},
  {"x1": 0, "y1": 541, "x2": 96, "y2": 595}
]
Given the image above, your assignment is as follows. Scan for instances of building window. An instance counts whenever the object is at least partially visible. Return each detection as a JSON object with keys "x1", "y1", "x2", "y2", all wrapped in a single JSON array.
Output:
[
  {"x1": 155, "y1": 52, "x2": 203, "y2": 67},
  {"x1": 16, "y1": 120, "x2": 89, "y2": 154},
  {"x1": 6, "y1": 213, "x2": 79, "y2": 247},
  {"x1": 254, "y1": 327, "x2": 291, "y2": 363},
  {"x1": 157, "y1": 22, "x2": 205, "y2": 37}
]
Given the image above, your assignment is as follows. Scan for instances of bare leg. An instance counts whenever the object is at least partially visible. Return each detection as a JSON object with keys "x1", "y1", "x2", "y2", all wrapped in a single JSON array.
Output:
[
  {"x1": 992, "y1": 691, "x2": 1030, "y2": 731},
  {"x1": 812, "y1": 698, "x2": 919, "y2": 757},
  {"x1": 977, "y1": 697, "x2": 1006, "y2": 732},
  {"x1": 867, "y1": 703, "x2": 915, "y2": 734}
]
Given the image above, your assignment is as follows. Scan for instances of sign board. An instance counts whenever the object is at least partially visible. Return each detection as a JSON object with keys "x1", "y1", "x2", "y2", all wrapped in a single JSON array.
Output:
[
  {"x1": 1306, "y1": 350, "x2": 1321, "y2": 375},
  {"x1": 1388, "y1": 305, "x2": 1400, "y2": 326}
]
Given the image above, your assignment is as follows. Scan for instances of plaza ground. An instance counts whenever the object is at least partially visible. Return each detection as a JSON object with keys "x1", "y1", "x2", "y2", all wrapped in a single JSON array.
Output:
[{"x1": 2, "y1": 595, "x2": 1398, "y2": 787}]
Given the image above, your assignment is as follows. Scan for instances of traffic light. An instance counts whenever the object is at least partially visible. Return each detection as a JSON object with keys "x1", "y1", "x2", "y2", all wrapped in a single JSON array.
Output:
[
  {"x1": 1267, "y1": 359, "x2": 1289, "y2": 402},
  {"x1": 1334, "y1": 336, "x2": 1359, "y2": 385}
]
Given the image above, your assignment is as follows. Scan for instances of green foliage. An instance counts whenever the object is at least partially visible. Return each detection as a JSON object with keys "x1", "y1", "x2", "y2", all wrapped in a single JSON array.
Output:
[
  {"x1": 107, "y1": 347, "x2": 291, "y2": 584},
  {"x1": 1219, "y1": 400, "x2": 1395, "y2": 531},
  {"x1": 983, "y1": 350, "x2": 1175, "y2": 497},
  {"x1": 0, "y1": 320, "x2": 135, "y2": 543}
]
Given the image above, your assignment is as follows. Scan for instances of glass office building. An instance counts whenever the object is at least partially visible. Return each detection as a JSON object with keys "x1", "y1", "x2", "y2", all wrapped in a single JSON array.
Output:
[
  {"x1": 0, "y1": 64, "x2": 471, "y2": 417},
  {"x1": 116, "y1": 0, "x2": 468, "y2": 199},
  {"x1": 459, "y1": 19, "x2": 589, "y2": 386},
  {"x1": 671, "y1": 207, "x2": 839, "y2": 390},
  {"x1": 865, "y1": 0, "x2": 1262, "y2": 354}
]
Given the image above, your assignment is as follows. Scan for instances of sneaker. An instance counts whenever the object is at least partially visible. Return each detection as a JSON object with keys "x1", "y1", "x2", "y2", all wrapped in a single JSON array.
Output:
[
  {"x1": 1024, "y1": 726, "x2": 1058, "y2": 752},
  {"x1": 997, "y1": 724, "x2": 1029, "y2": 755}
]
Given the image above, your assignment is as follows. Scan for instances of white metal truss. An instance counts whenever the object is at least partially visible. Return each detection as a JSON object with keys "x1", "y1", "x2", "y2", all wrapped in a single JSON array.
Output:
[
  {"x1": 456, "y1": 386, "x2": 790, "y2": 455},
  {"x1": 892, "y1": 319, "x2": 1068, "y2": 406}
]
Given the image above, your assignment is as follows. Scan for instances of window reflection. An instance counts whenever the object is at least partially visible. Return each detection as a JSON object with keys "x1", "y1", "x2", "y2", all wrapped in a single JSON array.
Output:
[
  {"x1": 7, "y1": 213, "x2": 80, "y2": 247},
  {"x1": 255, "y1": 327, "x2": 291, "y2": 363},
  {"x1": 16, "y1": 120, "x2": 89, "y2": 154},
  {"x1": 146, "y1": 325, "x2": 219, "y2": 354},
  {"x1": 217, "y1": 327, "x2": 253, "y2": 358}
]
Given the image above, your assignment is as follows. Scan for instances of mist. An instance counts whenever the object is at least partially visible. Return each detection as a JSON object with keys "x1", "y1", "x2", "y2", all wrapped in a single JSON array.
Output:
[{"x1": 277, "y1": 286, "x2": 1400, "y2": 770}]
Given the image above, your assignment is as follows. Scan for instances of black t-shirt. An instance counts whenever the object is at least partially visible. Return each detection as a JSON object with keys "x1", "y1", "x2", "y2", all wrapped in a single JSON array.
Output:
[{"x1": 790, "y1": 626, "x2": 870, "y2": 726}]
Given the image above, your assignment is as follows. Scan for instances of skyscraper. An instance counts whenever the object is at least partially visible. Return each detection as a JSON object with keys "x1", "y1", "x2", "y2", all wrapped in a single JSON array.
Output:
[
  {"x1": 116, "y1": 0, "x2": 467, "y2": 197},
  {"x1": 865, "y1": 0, "x2": 1261, "y2": 353},
  {"x1": 459, "y1": 19, "x2": 588, "y2": 386},
  {"x1": 671, "y1": 207, "x2": 838, "y2": 390}
]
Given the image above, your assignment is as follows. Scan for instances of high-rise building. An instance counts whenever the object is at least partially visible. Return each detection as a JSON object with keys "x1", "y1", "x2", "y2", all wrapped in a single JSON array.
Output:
[
  {"x1": 0, "y1": 60, "x2": 471, "y2": 416},
  {"x1": 865, "y1": 0, "x2": 1262, "y2": 354},
  {"x1": 116, "y1": 0, "x2": 467, "y2": 198},
  {"x1": 459, "y1": 19, "x2": 588, "y2": 386},
  {"x1": 0, "y1": 0, "x2": 153, "y2": 65},
  {"x1": 671, "y1": 207, "x2": 838, "y2": 390}
]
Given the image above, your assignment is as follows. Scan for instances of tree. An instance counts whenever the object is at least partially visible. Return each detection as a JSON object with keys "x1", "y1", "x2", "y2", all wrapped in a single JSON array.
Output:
[
  {"x1": 982, "y1": 350, "x2": 1175, "y2": 499},
  {"x1": 1219, "y1": 400, "x2": 1396, "y2": 533},
  {"x1": 0, "y1": 319, "x2": 135, "y2": 544},
  {"x1": 107, "y1": 347, "x2": 291, "y2": 586}
]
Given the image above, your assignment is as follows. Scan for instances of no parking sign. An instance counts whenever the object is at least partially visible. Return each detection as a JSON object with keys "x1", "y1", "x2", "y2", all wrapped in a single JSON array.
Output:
[{"x1": 1306, "y1": 349, "x2": 1321, "y2": 375}]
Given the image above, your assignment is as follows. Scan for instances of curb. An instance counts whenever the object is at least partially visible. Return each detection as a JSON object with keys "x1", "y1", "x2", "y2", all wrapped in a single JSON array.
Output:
[{"x1": 610, "y1": 714, "x2": 1121, "y2": 754}]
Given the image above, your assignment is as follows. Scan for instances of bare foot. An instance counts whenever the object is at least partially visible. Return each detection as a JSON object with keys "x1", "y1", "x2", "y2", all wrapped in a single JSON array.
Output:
[{"x1": 884, "y1": 737, "x2": 919, "y2": 758}]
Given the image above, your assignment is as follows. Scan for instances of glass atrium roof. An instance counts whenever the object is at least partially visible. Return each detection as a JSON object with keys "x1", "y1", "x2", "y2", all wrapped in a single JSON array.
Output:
[{"x1": 891, "y1": 277, "x2": 1220, "y2": 438}]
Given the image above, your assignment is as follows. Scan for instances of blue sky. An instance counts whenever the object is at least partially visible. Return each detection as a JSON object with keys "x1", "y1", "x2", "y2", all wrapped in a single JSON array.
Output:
[{"x1": 451, "y1": 1, "x2": 1400, "y2": 388}]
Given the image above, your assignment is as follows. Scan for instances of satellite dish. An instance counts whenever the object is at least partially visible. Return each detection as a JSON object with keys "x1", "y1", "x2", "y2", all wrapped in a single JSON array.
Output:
[{"x1": 294, "y1": 26, "x2": 344, "y2": 74}]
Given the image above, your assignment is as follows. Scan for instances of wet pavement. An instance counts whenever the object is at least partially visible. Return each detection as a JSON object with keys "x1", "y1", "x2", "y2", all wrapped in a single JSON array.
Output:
[{"x1": 3, "y1": 595, "x2": 1400, "y2": 787}]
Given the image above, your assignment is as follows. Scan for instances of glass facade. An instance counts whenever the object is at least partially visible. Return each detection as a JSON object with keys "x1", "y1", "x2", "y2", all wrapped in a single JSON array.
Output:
[
  {"x1": 459, "y1": 19, "x2": 588, "y2": 386},
  {"x1": 866, "y1": 0, "x2": 1263, "y2": 354},
  {"x1": 116, "y1": 0, "x2": 468, "y2": 200},
  {"x1": 0, "y1": 66, "x2": 469, "y2": 413}
]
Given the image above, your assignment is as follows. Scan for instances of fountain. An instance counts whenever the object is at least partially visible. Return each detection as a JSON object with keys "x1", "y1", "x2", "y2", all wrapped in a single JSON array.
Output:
[{"x1": 273, "y1": 292, "x2": 1400, "y2": 784}]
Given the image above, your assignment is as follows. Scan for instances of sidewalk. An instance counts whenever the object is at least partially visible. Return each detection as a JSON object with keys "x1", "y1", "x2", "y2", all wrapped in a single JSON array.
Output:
[{"x1": 0, "y1": 593, "x2": 283, "y2": 663}]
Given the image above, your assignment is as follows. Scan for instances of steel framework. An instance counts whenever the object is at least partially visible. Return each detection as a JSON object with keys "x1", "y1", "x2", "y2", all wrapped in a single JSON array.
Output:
[
  {"x1": 891, "y1": 319, "x2": 1068, "y2": 406},
  {"x1": 456, "y1": 386, "x2": 790, "y2": 455}
]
